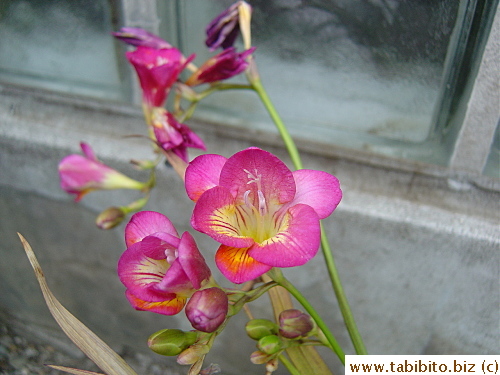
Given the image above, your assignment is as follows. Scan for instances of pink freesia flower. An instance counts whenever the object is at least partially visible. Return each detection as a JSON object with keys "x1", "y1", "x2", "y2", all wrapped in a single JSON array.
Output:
[
  {"x1": 112, "y1": 27, "x2": 173, "y2": 49},
  {"x1": 185, "y1": 148, "x2": 342, "y2": 283},
  {"x1": 185, "y1": 47, "x2": 256, "y2": 86},
  {"x1": 58, "y1": 142, "x2": 145, "y2": 202},
  {"x1": 118, "y1": 211, "x2": 212, "y2": 315},
  {"x1": 151, "y1": 108, "x2": 206, "y2": 163},
  {"x1": 126, "y1": 46, "x2": 195, "y2": 108}
]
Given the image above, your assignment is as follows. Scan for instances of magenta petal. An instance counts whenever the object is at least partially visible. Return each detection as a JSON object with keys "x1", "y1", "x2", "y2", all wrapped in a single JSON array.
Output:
[
  {"x1": 177, "y1": 232, "x2": 211, "y2": 289},
  {"x1": 118, "y1": 242, "x2": 175, "y2": 302},
  {"x1": 191, "y1": 186, "x2": 254, "y2": 249},
  {"x1": 185, "y1": 154, "x2": 227, "y2": 201},
  {"x1": 125, "y1": 211, "x2": 179, "y2": 247},
  {"x1": 79, "y1": 142, "x2": 98, "y2": 162},
  {"x1": 218, "y1": 148, "x2": 296, "y2": 204},
  {"x1": 248, "y1": 204, "x2": 321, "y2": 267},
  {"x1": 215, "y1": 245, "x2": 272, "y2": 284},
  {"x1": 290, "y1": 169, "x2": 342, "y2": 219},
  {"x1": 157, "y1": 260, "x2": 193, "y2": 294},
  {"x1": 125, "y1": 290, "x2": 186, "y2": 315},
  {"x1": 141, "y1": 232, "x2": 181, "y2": 260}
]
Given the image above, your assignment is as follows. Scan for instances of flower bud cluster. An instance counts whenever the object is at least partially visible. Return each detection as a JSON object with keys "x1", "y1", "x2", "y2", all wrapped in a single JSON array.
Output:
[{"x1": 245, "y1": 309, "x2": 316, "y2": 366}]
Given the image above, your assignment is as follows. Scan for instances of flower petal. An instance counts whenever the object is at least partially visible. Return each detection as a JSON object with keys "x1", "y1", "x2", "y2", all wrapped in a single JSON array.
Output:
[
  {"x1": 185, "y1": 154, "x2": 227, "y2": 201},
  {"x1": 218, "y1": 148, "x2": 295, "y2": 204},
  {"x1": 191, "y1": 186, "x2": 254, "y2": 249},
  {"x1": 140, "y1": 232, "x2": 181, "y2": 260},
  {"x1": 248, "y1": 204, "x2": 321, "y2": 267},
  {"x1": 125, "y1": 211, "x2": 179, "y2": 247},
  {"x1": 290, "y1": 169, "x2": 342, "y2": 219},
  {"x1": 215, "y1": 245, "x2": 272, "y2": 284},
  {"x1": 125, "y1": 290, "x2": 186, "y2": 315},
  {"x1": 118, "y1": 242, "x2": 175, "y2": 301},
  {"x1": 177, "y1": 232, "x2": 211, "y2": 289}
]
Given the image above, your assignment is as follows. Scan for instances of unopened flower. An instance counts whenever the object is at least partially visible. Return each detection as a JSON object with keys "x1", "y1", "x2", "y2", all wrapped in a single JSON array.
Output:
[
  {"x1": 185, "y1": 148, "x2": 342, "y2": 283},
  {"x1": 245, "y1": 319, "x2": 278, "y2": 340},
  {"x1": 205, "y1": 1, "x2": 252, "y2": 51},
  {"x1": 148, "y1": 329, "x2": 197, "y2": 356},
  {"x1": 58, "y1": 142, "x2": 145, "y2": 202},
  {"x1": 176, "y1": 343, "x2": 210, "y2": 365},
  {"x1": 126, "y1": 46, "x2": 195, "y2": 108},
  {"x1": 112, "y1": 27, "x2": 172, "y2": 49},
  {"x1": 257, "y1": 335, "x2": 282, "y2": 355},
  {"x1": 151, "y1": 108, "x2": 206, "y2": 163},
  {"x1": 118, "y1": 211, "x2": 211, "y2": 315},
  {"x1": 185, "y1": 47, "x2": 255, "y2": 86},
  {"x1": 185, "y1": 287, "x2": 228, "y2": 333},
  {"x1": 95, "y1": 206, "x2": 127, "y2": 230},
  {"x1": 278, "y1": 309, "x2": 315, "y2": 339}
]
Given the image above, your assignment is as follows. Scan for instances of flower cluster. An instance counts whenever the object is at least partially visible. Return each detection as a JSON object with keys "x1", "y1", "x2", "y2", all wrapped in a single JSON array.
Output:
[{"x1": 55, "y1": 2, "x2": 354, "y2": 373}]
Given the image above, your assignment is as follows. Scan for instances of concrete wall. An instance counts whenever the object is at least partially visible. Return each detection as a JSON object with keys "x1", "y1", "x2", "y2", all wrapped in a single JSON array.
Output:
[{"x1": 0, "y1": 81, "x2": 498, "y2": 375}]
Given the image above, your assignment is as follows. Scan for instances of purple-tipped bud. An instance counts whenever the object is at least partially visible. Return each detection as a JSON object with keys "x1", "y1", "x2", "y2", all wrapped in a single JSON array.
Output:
[
  {"x1": 245, "y1": 319, "x2": 278, "y2": 340},
  {"x1": 278, "y1": 309, "x2": 315, "y2": 339},
  {"x1": 205, "y1": 1, "x2": 252, "y2": 51},
  {"x1": 185, "y1": 287, "x2": 228, "y2": 333},
  {"x1": 147, "y1": 329, "x2": 197, "y2": 356},
  {"x1": 257, "y1": 335, "x2": 282, "y2": 355},
  {"x1": 112, "y1": 27, "x2": 172, "y2": 49},
  {"x1": 95, "y1": 206, "x2": 126, "y2": 230},
  {"x1": 185, "y1": 47, "x2": 255, "y2": 86}
]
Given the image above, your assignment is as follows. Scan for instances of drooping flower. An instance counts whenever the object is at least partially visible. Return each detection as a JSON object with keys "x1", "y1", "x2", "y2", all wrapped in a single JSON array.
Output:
[
  {"x1": 58, "y1": 142, "x2": 145, "y2": 202},
  {"x1": 126, "y1": 46, "x2": 195, "y2": 108},
  {"x1": 151, "y1": 108, "x2": 206, "y2": 163},
  {"x1": 185, "y1": 148, "x2": 342, "y2": 283},
  {"x1": 185, "y1": 287, "x2": 228, "y2": 333},
  {"x1": 118, "y1": 211, "x2": 212, "y2": 315},
  {"x1": 185, "y1": 47, "x2": 255, "y2": 86},
  {"x1": 205, "y1": 1, "x2": 252, "y2": 51},
  {"x1": 112, "y1": 27, "x2": 173, "y2": 49}
]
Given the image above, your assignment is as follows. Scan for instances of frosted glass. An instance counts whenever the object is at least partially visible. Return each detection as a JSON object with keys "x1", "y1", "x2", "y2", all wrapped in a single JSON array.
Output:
[
  {"x1": 180, "y1": 0, "x2": 461, "y2": 163},
  {"x1": 0, "y1": 0, "x2": 123, "y2": 100}
]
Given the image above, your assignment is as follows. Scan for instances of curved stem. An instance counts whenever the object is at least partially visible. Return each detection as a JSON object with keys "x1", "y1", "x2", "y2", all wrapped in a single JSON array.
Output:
[
  {"x1": 251, "y1": 72, "x2": 367, "y2": 356},
  {"x1": 268, "y1": 269, "x2": 345, "y2": 365},
  {"x1": 250, "y1": 78, "x2": 303, "y2": 170},
  {"x1": 320, "y1": 224, "x2": 367, "y2": 355}
]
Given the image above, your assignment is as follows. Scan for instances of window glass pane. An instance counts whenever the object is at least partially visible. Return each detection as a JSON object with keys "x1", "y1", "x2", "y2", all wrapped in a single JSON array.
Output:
[
  {"x1": 0, "y1": 0, "x2": 124, "y2": 101},
  {"x1": 178, "y1": 0, "x2": 470, "y2": 164}
]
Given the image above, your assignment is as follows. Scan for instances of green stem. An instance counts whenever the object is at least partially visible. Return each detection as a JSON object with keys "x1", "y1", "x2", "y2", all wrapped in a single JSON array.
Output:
[
  {"x1": 268, "y1": 269, "x2": 345, "y2": 365},
  {"x1": 320, "y1": 224, "x2": 367, "y2": 355},
  {"x1": 278, "y1": 354, "x2": 302, "y2": 375},
  {"x1": 250, "y1": 78, "x2": 303, "y2": 170},
  {"x1": 251, "y1": 73, "x2": 368, "y2": 356}
]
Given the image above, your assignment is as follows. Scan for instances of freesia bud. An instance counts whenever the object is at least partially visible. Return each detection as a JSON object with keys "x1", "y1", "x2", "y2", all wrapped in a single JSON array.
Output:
[
  {"x1": 147, "y1": 329, "x2": 197, "y2": 356},
  {"x1": 185, "y1": 287, "x2": 228, "y2": 333},
  {"x1": 250, "y1": 350, "x2": 272, "y2": 365},
  {"x1": 205, "y1": 1, "x2": 252, "y2": 51},
  {"x1": 112, "y1": 27, "x2": 173, "y2": 49},
  {"x1": 176, "y1": 343, "x2": 210, "y2": 365},
  {"x1": 257, "y1": 335, "x2": 282, "y2": 355},
  {"x1": 95, "y1": 206, "x2": 126, "y2": 230},
  {"x1": 245, "y1": 319, "x2": 278, "y2": 340},
  {"x1": 185, "y1": 47, "x2": 255, "y2": 86},
  {"x1": 278, "y1": 309, "x2": 315, "y2": 339},
  {"x1": 58, "y1": 142, "x2": 146, "y2": 202}
]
